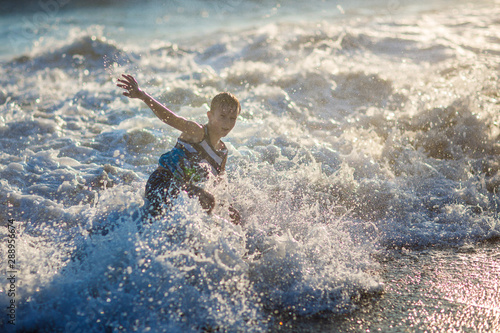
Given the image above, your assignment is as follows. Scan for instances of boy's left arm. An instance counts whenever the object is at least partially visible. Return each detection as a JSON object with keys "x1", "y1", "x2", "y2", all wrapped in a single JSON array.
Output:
[{"x1": 117, "y1": 74, "x2": 204, "y2": 141}]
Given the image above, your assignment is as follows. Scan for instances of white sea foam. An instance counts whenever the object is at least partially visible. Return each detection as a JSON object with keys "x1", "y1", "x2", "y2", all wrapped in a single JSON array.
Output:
[{"x1": 0, "y1": 0, "x2": 499, "y2": 331}]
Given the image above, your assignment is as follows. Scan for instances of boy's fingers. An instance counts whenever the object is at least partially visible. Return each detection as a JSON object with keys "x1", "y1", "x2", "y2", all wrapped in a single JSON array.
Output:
[
  {"x1": 121, "y1": 77, "x2": 137, "y2": 87},
  {"x1": 119, "y1": 75, "x2": 132, "y2": 82},
  {"x1": 118, "y1": 74, "x2": 137, "y2": 97},
  {"x1": 126, "y1": 74, "x2": 138, "y2": 84}
]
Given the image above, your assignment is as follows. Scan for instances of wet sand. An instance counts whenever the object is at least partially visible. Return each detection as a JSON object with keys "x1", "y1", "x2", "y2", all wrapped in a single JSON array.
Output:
[{"x1": 275, "y1": 242, "x2": 500, "y2": 332}]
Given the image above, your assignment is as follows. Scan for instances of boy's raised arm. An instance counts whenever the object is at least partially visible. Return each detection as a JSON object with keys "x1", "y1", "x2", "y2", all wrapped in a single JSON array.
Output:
[{"x1": 117, "y1": 74, "x2": 203, "y2": 141}]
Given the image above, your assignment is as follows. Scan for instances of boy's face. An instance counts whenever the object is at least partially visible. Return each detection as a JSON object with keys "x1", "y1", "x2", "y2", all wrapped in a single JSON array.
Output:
[{"x1": 207, "y1": 105, "x2": 239, "y2": 138}]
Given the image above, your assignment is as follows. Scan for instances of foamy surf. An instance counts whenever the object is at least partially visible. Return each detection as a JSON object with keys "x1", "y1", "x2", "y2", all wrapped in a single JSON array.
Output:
[{"x1": 0, "y1": 0, "x2": 499, "y2": 331}]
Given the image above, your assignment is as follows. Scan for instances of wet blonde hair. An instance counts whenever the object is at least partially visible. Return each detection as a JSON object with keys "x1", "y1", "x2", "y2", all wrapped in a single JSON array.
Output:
[{"x1": 210, "y1": 92, "x2": 241, "y2": 114}]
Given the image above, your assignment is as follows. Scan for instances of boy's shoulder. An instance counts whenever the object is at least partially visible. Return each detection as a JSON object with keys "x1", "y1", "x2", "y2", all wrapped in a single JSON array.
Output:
[
  {"x1": 218, "y1": 140, "x2": 228, "y2": 152},
  {"x1": 178, "y1": 122, "x2": 205, "y2": 143}
]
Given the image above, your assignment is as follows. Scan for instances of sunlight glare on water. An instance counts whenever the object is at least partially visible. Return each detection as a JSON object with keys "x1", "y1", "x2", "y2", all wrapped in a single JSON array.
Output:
[{"x1": 0, "y1": 0, "x2": 499, "y2": 331}]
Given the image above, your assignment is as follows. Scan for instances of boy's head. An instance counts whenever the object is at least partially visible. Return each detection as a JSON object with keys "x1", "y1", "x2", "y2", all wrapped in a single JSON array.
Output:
[
  {"x1": 207, "y1": 92, "x2": 240, "y2": 137},
  {"x1": 210, "y1": 92, "x2": 241, "y2": 115}
]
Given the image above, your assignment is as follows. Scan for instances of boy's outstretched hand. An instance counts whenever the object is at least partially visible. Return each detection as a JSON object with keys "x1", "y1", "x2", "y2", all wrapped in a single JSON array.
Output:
[{"x1": 117, "y1": 74, "x2": 143, "y2": 99}]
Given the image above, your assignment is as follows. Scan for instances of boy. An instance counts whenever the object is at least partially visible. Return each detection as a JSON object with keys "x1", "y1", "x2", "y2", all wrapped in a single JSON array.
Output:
[{"x1": 117, "y1": 74, "x2": 240, "y2": 223}]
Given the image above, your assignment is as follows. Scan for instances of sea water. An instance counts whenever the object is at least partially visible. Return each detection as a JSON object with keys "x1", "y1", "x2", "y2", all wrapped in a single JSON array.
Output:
[{"x1": 0, "y1": 0, "x2": 499, "y2": 332}]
